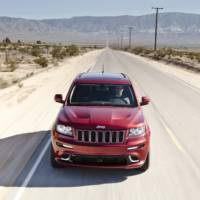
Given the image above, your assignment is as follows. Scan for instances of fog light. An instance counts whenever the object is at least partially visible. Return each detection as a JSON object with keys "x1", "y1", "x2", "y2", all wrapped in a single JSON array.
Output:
[
  {"x1": 127, "y1": 146, "x2": 139, "y2": 151},
  {"x1": 60, "y1": 154, "x2": 72, "y2": 162},
  {"x1": 128, "y1": 155, "x2": 139, "y2": 163},
  {"x1": 56, "y1": 142, "x2": 73, "y2": 149},
  {"x1": 127, "y1": 144, "x2": 144, "y2": 151},
  {"x1": 62, "y1": 144, "x2": 73, "y2": 149}
]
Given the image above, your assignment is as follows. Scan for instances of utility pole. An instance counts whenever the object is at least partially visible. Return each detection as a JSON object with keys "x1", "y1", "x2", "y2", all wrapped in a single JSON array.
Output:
[
  {"x1": 129, "y1": 27, "x2": 133, "y2": 49},
  {"x1": 106, "y1": 40, "x2": 109, "y2": 48},
  {"x1": 120, "y1": 32, "x2": 123, "y2": 49},
  {"x1": 117, "y1": 37, "x2": 120, "y2": 49},
  {"x1": 152, "y1": 7, "x2": 163, "y2": 51},
  {"x1": 5, "y1": 48, "x2": 9, "y2": 63}
]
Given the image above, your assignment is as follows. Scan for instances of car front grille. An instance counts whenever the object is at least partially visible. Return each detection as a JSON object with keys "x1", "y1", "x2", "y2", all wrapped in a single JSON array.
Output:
[{"x1": 76, "y1": 130, "x2": 125, "y2": 144}]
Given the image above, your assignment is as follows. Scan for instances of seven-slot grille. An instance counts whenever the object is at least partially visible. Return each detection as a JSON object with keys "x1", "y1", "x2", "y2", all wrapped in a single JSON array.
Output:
[{"x1": 76, "y1": 130, "x2": 125, "y2": 144}]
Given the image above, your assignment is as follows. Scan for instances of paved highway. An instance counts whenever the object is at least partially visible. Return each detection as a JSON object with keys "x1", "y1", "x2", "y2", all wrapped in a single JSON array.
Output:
[{"x1": 1, "y1": 49, "x2": 200, "y2": 200}]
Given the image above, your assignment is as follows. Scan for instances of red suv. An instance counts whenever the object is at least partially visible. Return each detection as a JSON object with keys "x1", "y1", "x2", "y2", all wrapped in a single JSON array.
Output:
[{"x1": 51, "y1": 72, "x2": 150, "y2": 171}]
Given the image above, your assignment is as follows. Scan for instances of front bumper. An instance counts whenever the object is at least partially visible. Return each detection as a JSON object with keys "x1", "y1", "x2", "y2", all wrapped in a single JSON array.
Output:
[{"x1": 51, "y1": 131, "x2": 150, "y2": 169}]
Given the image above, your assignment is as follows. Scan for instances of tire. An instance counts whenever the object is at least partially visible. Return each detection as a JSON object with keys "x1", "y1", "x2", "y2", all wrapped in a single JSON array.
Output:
[
  {"x1": 51, "y1": 145, "x2": 63, "y2": 168},
  {"x1": 140, "y1": 153, "x2": 150, "y2": 172}
]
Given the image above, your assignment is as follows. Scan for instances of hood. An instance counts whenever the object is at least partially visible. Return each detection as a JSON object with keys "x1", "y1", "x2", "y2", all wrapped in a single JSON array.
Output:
[{"x1": 57, "y1": 106, "x2": 144, "y2": 129}]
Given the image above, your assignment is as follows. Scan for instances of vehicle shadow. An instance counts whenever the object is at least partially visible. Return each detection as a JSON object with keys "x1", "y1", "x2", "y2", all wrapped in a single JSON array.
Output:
[
  {"x1": 0, "y1": 130, "x2": 48, "y2": 187},
  {"x1": 0, "y1": 131, "x2": 145, "y2": 188}
]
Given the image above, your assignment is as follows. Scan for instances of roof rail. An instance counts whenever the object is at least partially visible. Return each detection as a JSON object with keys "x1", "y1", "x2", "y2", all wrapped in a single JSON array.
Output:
[
  {"x1": 78, "y1": 72, "x2": 85, "y2": 78},
  {"x1": 121, "y1": 73, "x2": 127, "y2": 78},
  {"x1": 102, "y1": 64, "x2": 105, "y2": 73}
]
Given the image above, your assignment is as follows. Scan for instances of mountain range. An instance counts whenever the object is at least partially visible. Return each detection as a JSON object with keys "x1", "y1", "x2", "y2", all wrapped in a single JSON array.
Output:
[{"x1": 0, "y1": 12, "x2": 200, "y2": 47}]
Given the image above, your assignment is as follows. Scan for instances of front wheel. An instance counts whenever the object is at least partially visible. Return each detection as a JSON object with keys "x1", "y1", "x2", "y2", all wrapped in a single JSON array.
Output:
[
  {"x1": 140, "y1": 153, "x2": 150, "y2": 172},
  {"x1": 50, "y1": 145, "x2": 63, "y2": 168}
]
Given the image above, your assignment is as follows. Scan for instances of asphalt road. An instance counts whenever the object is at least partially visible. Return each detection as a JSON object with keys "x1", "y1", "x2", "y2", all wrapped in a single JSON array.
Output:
[{"x1": 1, "y1": 49, "x2": 200, "y2": 200}]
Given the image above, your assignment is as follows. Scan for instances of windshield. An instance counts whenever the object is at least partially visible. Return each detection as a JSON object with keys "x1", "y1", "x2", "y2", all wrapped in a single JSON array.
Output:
[{"x1": 67, "y1": 83, "x2": 137, "y2": 107}]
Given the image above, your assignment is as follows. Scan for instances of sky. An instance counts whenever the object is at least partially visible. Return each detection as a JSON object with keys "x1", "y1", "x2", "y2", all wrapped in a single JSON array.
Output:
[{"x1": 0, "y1": 0, "x2": 199, "y2": 19}]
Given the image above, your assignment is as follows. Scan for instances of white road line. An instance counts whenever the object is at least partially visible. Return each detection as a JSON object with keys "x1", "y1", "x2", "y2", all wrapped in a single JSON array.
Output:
[
  {"x1": 158, "y1": 117, "x2": 185, "y2": 153},
  {"x1": 131, "y1": 76, "x2": 186, "y2": 153},
  {"x1": 13, "y1": 137, "x2": 51, "y2": 200}
]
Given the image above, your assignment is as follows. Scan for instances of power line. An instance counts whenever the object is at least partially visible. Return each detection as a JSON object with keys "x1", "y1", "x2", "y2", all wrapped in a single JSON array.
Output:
[{"x1": 152, "y1": 7, "x2": 163, "y2": 51}]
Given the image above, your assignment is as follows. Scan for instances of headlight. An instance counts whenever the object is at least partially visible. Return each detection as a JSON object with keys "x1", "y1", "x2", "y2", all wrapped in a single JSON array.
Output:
[
  {"x1": 129, "y1": 126, "x2": 145, "y2": 137},
  {"x1": 56, "y1": 124, "x2": 73, "y2": 136}
]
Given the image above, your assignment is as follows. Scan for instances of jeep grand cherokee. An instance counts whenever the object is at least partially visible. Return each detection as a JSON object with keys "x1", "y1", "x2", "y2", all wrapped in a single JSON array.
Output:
[{"x1": 51, "y1": 72, "x2": 150, "y2": 171}]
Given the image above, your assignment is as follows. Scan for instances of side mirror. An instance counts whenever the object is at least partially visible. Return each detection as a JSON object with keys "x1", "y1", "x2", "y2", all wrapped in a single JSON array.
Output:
[
  {"x1": 140, "y1": 96, "x2": 150, "y2": 106},
  {"x1": 54, "y1": 94, "x2": 64, "y2": 104}
]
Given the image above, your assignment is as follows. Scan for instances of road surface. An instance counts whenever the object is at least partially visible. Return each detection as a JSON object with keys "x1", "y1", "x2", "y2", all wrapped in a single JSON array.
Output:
[{"x1": 0, "y1": 48, "x2": 200, "y2": 200}]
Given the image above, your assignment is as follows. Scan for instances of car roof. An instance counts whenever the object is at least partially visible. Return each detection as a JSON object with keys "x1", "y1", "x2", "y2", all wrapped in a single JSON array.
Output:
[{"x1": 75, "y1": 72, "x2": 131, "y2": 84}]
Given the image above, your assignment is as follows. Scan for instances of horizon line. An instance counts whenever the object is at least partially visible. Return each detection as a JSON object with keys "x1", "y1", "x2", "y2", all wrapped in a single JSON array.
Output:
[{"x1": 0, "y1": 11, "x2": 200, "y2": 21}]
